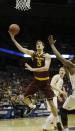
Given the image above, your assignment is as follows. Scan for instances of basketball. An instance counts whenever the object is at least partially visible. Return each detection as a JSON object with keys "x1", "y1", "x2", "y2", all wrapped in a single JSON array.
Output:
[{"x1": 9, "y1": 24, "x2": 20, "y2": 35}]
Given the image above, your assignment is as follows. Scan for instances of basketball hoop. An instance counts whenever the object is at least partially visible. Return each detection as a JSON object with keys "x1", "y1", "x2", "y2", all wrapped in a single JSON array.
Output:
[{"x1": 15, "y1": 0, "x2": 31, "y2": 11}]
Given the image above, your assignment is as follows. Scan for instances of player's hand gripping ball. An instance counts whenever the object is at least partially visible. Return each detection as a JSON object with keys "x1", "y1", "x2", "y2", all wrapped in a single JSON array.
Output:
[{"x1": 9, "y1": 24, "x2": 20, "y2": 36}]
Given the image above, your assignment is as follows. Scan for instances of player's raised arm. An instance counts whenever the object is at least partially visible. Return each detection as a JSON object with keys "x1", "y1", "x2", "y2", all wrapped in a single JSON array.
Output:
[
  {"x1": 48, "y1": 35, "x2": 75, "y2": 68},
  {"x1": 8, "y1": 24, "x2": 34, "y2": 56}
]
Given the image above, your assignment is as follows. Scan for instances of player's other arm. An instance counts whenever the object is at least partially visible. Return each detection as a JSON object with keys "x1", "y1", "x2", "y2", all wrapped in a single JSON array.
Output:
[
  {"x1": 48, "y1": 35, "x2": 75, "y2": 68},
  {"x1": 8, "y1": 32, "x2": 34, "y2": 56}
]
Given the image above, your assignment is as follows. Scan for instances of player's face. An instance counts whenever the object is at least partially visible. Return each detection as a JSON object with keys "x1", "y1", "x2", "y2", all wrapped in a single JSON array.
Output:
[
  {"x1": 59, "y1": 67, "x2": 65, "y2": 77},
  {"x1": 36, "y1": 41, "x2": 44, "y2": 51}
]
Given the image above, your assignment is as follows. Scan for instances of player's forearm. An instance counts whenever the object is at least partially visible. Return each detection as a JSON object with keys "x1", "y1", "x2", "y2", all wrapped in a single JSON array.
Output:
[
  {"x1": 52, "y1": 85, "x2": 63, "y2": 94},
  {"x1": 56, "y1": 88, "x2": 63, "y2": 94},
  {"x1": 51, "y1": 44, "x2": 67, "y2": 65},
  {"x1": 33, "y1": 66, "x2": 49, "y2": 72},
  {"x1": 11, "y1": 37, "x2": 33, "y2": 56},
  {"x1": 51, "y1": 44, "x2": 75, "y2": 68},
  {"x1": 11, "y1": 37, "x2": 25, "y2": 52}
]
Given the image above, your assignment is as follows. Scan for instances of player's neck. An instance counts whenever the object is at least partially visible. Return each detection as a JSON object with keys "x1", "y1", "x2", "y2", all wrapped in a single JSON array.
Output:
[{"x1": 37, "y1": 50, "x2": 43, "y2": 55}]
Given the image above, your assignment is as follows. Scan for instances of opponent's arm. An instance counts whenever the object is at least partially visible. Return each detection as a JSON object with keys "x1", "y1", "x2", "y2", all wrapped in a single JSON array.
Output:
[
  {"x1": 53, "y1": 86, "x2": 66, "y2": 96},
  {"x1": 9, "y1": 31, "x2": 34, "y2": 56},
  {"x1": 48, "y1": 35, "x2": 75, "y2": 68}
]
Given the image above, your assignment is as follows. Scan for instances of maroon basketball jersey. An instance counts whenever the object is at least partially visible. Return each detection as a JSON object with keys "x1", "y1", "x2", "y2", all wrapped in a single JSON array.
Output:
[{"x1": 32, "y1": 52, "x2": 49, "y2": 79}]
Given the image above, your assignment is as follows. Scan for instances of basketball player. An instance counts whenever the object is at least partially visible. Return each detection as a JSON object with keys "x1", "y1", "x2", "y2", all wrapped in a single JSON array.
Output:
[
  {"x1": 42, "y1": 67, "x2": 69, "y2": 131},
  {"x1": 9, "y1": 31, "x2": 66, "y2": 131},
  {"x1": 48, "y1": 35, "x2": 75, "y2": 110}
]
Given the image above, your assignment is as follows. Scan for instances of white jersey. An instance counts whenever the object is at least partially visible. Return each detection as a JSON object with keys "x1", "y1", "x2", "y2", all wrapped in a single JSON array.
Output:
[
  {"x1": 50, "y1": 74, "x2": 63, "y2": 96},
  {"x1": 69, "y1": 73, "x2": 75, "y2": 91},
  {"x1": 63, "y1": 73, "x2": 75, "y2": 110}
]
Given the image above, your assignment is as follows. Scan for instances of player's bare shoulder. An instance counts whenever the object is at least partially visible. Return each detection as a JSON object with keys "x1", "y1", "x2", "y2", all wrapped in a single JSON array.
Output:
[{"x1": 44, "y1": 53, "x2": 51, "y2": 59}]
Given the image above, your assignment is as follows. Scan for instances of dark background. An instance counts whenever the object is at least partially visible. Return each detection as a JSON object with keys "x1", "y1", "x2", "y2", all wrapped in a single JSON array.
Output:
[{"x1": 0, "y1": 0, "x2": 75, "y2": 68}]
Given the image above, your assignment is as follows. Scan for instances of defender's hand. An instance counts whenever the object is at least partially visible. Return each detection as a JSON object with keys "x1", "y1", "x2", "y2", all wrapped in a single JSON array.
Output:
[
  {"x1": 58, "y1": 95, "x2": 63, "y2": 102},
  {"x1": 60, "y1": 90, "x2": 67, "y2": 97},
  {"x1": 48, "y1": 35, "x2": 56, "y2": 45}
]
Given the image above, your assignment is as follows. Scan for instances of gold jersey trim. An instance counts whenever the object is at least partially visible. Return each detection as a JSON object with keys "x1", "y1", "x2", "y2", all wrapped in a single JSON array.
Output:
[{"x1": 34, "y1": 76, "x2": 49, "y2": 81}]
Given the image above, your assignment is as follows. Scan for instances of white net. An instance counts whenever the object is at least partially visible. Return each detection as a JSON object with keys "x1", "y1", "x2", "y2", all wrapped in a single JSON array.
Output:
[{"x1": 15, "y1": 0, "x2": 31, "y2": 11}]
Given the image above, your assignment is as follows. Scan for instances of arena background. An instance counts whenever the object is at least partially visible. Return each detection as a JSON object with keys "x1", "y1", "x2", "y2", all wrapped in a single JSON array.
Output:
[{"x1": 0, "y1": 0, "x2": 75, "y2": 131}]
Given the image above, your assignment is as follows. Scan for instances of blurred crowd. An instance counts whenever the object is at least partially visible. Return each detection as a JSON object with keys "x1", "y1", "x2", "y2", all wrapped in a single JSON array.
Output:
[
  {"x1": 0, "y1": 66, "x2": 32, "y2": 106},
  {"x1": 0, "y1": 66, "x2": 72, "y2": 116}
]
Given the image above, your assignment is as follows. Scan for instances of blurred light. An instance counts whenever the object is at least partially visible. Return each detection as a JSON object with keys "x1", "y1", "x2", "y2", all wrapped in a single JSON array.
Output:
[
  {"x1": 0, "y1": 48, "x2": 24, "y2": 57},
  {"x1": 62, "y1": 54, "x2": 74, "y2": 59},
  {"x1": 51, "y1": 54, "x2": 74, "y2": 59},
  {"x1": 23, "y1": 54, "x2": 31, "y2": 57},
  {"x1": 0, "y1": 48, "x2": 74, "y2": 59}
]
